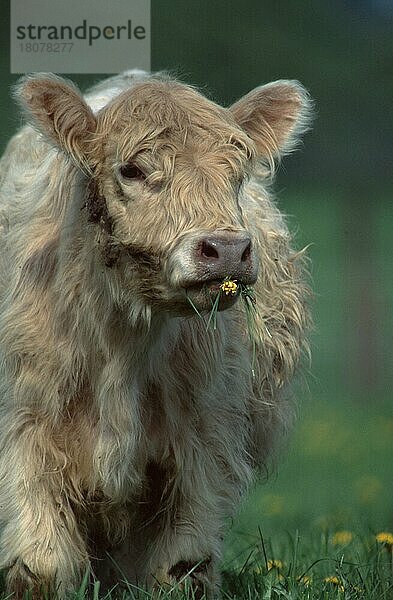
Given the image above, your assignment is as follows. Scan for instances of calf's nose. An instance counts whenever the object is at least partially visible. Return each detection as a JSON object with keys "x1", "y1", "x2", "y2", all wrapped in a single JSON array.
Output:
[{"x1": 196, "y1": 231, "x2": 256, "y2": 282}]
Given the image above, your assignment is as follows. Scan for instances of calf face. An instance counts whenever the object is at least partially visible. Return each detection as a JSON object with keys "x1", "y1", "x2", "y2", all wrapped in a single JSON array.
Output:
[{"x1": 17, "y1": 74, "x2": 311, "y2": 314}]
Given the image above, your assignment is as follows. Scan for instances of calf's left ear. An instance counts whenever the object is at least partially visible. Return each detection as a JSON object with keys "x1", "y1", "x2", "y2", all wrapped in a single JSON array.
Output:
[
  {"x1": 15, "y1": 73, "x2": 97, "y2": 174},
  {"x1": 230, "y1": 80, "x2": 312, "y2": 166}
]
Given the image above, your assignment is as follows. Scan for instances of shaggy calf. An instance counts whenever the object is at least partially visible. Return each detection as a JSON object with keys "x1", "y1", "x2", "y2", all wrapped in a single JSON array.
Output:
[{"x1": 0, "y1": 70, "x2": 311, "y2": 598}]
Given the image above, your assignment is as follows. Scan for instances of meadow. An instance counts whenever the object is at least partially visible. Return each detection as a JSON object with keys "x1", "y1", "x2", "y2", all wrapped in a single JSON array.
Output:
[{"x1": 221, "y1": 393, "x2": 393, "y2": 599}]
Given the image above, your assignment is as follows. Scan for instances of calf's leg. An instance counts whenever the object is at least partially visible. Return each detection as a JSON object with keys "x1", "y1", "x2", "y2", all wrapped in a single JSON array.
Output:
[
  {"x1": 0, "y1": 413, "x2": 89, "y2": 598},
  {"x1": 98, "y1": 460, "x2": 230, "y2": 598}
]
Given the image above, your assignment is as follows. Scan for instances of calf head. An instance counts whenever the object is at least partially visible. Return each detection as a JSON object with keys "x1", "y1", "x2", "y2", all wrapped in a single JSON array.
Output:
[{"x1": 17, "y1": 73, "x2": 311, "y2": 315}]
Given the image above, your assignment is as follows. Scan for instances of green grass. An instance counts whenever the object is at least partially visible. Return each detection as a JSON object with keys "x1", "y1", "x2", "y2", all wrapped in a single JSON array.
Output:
[
  {"x1": 79, "y1": 539, "x2": 393, "y2": 598},
  {"x1": 219, "y1": 390, "x2": 393, "y2": 599},
  {"x1": 4, "y1": 536, "x2": 391, "y2": 599},
  {"x1": 5, "y1": 531, "x2": 391, "y2": 599},
  {"x1": 222, "y1": 532, "x2": 393, "y2": 599}
]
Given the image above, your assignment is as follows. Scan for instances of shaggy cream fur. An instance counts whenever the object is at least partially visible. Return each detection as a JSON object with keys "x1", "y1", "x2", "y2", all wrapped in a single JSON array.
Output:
[{"x1": 0, "y1": 70, "x2": 311, "y2": 598}]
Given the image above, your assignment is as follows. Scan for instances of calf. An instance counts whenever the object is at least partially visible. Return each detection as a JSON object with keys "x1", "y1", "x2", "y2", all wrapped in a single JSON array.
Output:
[{"x1": 0, "y1": 70, "x2": 311, "y2": 597}]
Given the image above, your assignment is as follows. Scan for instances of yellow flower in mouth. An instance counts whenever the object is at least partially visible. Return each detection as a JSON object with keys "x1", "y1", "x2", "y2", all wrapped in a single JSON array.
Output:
[
  {"x1": 376, "y1": 532, "x2": 393, "y2": 546},
  {"x1": 220, "y1": 278, "x2": 238, "y2": 295}
]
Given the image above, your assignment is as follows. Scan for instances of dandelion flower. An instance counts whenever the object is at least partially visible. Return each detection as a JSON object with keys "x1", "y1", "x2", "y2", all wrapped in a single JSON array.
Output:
[
  {"x1": 332, "y1": 530, "x2": 353, "y2": 545},
  {"x1": 297, "y1": 575, "x2": 312, "y2": 586},
  {"x1": 267, "y1": 559, "x2": 283, "y2": 570},
  {"x1": 324, "y1": 576, "x2": 344, "y2": 592},
  {"x1": 220, "y1": 278, "x2": 238, "y2": 295},
  {"x1": 376, "y1": 532, "x2": 393, "y2": 546}
]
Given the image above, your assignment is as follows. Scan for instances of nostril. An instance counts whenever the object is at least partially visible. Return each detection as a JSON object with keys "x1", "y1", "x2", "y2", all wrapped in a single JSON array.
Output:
[
  {"x1": 200, "y1": 241, "x2": 219, "y2": 260},
  {"x1": 241, "y1": 241, "x2": 252, "y2": 262}
]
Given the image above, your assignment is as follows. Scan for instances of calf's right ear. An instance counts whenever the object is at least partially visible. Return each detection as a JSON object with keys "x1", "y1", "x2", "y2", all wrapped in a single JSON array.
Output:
[{"x1": 15, "y1": 73, "x2": 96, "y2": 174}]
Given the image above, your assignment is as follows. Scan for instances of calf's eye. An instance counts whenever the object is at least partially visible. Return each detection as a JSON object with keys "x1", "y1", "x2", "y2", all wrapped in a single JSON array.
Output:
[{"x1": 119, "y1": 163, "x2": 146, "y2": 181}]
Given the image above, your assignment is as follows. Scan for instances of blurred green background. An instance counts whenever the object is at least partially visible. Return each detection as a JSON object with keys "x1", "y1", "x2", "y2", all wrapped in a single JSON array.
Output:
[{"x1": 1, "y1": 0, "x2": 392, "y2": 561}]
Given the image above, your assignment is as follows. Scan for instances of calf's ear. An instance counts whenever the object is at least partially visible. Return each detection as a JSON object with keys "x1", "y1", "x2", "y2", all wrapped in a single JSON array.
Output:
[
  {"x1": 15, "y1": 73, "x2": 96, "y2": 174},
  {"x1": 230, "y1": 80, "x2": 312, "y2": 167}
]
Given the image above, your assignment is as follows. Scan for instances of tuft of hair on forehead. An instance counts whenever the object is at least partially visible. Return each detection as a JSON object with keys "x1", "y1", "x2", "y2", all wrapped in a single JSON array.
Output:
[
  {"x1": 97, "y1": 77, "x2": 248, "y2": 137},
  {"x1": 96, "y1": 76, "x2": 228, "y2": 130}
]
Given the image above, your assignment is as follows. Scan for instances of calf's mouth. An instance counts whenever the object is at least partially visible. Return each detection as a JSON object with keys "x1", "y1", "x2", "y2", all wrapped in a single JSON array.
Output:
[{"x1": 184, "y1": 276, "x2": 254, "y2": 313}]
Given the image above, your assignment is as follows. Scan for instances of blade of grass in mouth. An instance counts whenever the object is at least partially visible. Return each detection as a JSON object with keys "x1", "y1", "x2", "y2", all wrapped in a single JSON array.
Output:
[{"x1": 186, "y1": 280, "x2": 258, "y2": 377}]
